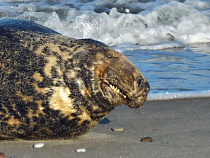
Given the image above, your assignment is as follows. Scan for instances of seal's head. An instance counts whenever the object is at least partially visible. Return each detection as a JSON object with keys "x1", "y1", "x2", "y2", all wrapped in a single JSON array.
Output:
[{"x1": 86, "y1": 42, "x2": 150, "y2": 109}]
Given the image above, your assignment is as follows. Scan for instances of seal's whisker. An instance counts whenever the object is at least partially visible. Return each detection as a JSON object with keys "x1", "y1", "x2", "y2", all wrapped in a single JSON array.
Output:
[{"x1": 107, "y1": 65, "x2": 117, "y2": 73}]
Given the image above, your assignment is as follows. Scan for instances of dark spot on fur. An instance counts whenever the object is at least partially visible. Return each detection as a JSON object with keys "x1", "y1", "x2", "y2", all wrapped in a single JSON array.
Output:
[
  {"x1": 81, "y1": 120, "x2": 90, "y2": 127},
  {"x1": 51, "y1": 67, "x2": 59, "y2": 78},
  {"x1": 71, "y1": 113, "x2": 78, "y2": 117},
  {"x1": 58, "y1": 46, "x2": 68, "y2": 52},
  {"x1": 42, "y1": 46, "x2": 51, "y2": 55}
]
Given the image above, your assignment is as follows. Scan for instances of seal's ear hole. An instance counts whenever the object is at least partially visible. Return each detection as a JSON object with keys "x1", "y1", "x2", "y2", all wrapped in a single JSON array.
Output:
[{"x1": 105, "y1": 53, "x2": 113, "y2": 58}]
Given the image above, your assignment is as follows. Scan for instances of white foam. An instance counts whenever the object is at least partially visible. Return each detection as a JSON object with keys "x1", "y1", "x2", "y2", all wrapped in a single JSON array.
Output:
[
  {"x1": 147, "y1": 90, "x2": 210, "y2": 101},
  {"x1": 184, "y1": 0, "x2": 210, "y2": 10},
  {"x1": 1, "y1": 1, "x2": 210, "y2": 49},
  {"x1": 113, "y1": 42, "x2": 184, "y2": 52}
]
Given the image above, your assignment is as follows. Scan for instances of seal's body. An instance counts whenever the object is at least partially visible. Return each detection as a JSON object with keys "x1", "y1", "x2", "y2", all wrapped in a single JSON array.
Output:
[{"x1": 0, "y1": 19, "x2": 150, "y2": 140}]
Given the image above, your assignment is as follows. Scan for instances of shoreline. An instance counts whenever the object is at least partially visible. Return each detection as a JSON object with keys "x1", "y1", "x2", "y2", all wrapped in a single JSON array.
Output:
[
  {"x1": 1, "y1": 98, "x2": 210, "y2": 158},
  {"x1": 147, "y1": 90, "x2": 210, "y2": 101}
]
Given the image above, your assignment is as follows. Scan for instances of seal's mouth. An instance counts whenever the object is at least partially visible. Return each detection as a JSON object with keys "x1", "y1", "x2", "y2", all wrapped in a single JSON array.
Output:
[
  {"x1": 100, "y1": 75, "x2": 150, "y2": 108},
  {"x1": 100, "y1": 78, "x2": 144, "y2": 108},
  {"x1": 103, "y1": 80, "x2": 127, "y2": 99},
  {"x1": 109, "y1": 84, "x2": 127, "y2": 99},
  {"x1": 100, "y1": 78, "x2": 129, "y2": 106}
]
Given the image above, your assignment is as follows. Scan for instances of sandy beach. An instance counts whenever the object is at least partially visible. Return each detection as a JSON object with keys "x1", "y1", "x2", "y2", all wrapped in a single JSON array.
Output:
[
  {"x1": 0, "y1": 0, "x2": 210, "y2": 158},
  {"x1": 0, "y1": 98, "x2": 209, "y2": 158}
]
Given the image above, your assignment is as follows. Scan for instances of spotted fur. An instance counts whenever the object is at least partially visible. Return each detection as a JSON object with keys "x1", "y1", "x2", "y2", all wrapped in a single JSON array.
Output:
[{"x1": 0, "y1": 19, "x2": 150, "y2": 140}]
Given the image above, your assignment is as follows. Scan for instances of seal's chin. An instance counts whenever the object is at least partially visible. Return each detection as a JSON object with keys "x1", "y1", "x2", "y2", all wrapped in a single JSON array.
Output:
[{"x1": 126, "y1": 95, "x2": 148, "y2": 108}]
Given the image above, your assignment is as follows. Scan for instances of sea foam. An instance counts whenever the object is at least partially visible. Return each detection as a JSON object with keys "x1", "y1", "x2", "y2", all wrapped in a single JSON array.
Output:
[
  {"x1": 147, "y1": 90, "x2": 210, "y2": 101},
  {"x1": 0, "y1": 0, "x2": 209, "y2": 50}
]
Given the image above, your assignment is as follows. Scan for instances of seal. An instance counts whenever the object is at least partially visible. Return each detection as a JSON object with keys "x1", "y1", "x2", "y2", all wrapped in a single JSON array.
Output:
[{"x1": 0, "y1": 19, "x2": 150, "y2": 140}]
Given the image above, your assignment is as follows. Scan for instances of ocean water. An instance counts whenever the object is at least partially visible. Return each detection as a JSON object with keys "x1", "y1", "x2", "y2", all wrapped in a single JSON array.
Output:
[{"x1": 0, "y1": 0, "x2": 210, "y2": 100}]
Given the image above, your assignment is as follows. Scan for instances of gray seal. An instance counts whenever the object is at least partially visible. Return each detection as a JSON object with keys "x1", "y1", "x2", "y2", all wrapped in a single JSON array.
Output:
[{"x1": 0, "y1": 19, "x2": 150, "y2": 140}]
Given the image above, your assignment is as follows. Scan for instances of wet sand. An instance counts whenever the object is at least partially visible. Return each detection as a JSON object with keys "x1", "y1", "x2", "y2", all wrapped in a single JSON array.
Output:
[{"x1": 0, "y1": 98, "x2": 210, "y2": 158}]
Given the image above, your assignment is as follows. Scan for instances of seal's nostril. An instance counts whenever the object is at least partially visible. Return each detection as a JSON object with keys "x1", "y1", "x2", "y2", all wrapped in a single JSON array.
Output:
[
  {"x1": 145, "y1": 82, "x2": 150, "y2": 92},
  {"x1": 137, "y1": 77, "x2": 150, "y2": 93}
]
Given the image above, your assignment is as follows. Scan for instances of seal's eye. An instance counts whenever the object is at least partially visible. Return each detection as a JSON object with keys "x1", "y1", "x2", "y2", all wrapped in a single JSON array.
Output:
[{"x1": 105, "y1": 53, "x2": 113, "y2": 58}]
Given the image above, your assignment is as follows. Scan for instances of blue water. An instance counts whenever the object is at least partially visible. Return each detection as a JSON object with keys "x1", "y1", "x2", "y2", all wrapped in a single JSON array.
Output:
[
  {"x1": 123, "y1": 45, "x2": 210, "y2": 95},
  {"x1": 0, "y1": 0, "x2": 210, "y2": 100}
]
